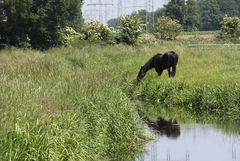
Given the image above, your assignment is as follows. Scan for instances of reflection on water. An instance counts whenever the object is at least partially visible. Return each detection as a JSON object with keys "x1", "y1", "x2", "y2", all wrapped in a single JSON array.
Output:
[
  {"x1": 147, "y1": 117, "x2": 180, "y2": 139},
  {"x1": 137, "y1": 116, "x2": 240, "y2": 161}
]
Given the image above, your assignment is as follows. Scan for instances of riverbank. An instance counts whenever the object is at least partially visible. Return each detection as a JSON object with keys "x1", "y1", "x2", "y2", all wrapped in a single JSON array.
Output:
[{"x1": 0, "y1": 42, "x2": 240, "y2": 160}]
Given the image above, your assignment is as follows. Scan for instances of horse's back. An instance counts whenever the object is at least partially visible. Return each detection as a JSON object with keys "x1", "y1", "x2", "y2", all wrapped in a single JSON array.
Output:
[{"x1": 153, "y1": 51, "x2": 178, "y2": 69}]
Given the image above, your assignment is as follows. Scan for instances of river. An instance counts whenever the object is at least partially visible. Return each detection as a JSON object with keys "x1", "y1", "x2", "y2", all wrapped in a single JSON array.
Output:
[{"x1": 137, "y1": 117, "x2": 240, "y2": 161}]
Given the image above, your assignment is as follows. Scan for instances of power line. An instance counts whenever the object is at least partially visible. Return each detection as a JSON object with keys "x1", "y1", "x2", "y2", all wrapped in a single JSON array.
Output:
[
  {"x1": 84, "y1": 0, "x2": 167, "y2": 24},
  {"x1": 117, "y1": 0, "x2": 122, "y2": 18},
  {"x1": 145, "y1": 0, "x2": 154, "y2": 32},
  {"x1": 86, "y1": 0, "x2": 113, "y2": 23}
]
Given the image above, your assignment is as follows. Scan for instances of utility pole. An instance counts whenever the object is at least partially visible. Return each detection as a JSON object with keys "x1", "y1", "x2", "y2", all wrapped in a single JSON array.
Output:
[
  {"x1": 117, "y1": 0, "x2": 123, "y2": 26},
  {"x1": 84, "y1": 9, "x2": 101, "y2": 22},
  {"x1": 87, "y1": 0, "x2": 113, "y2": 23},
  {"x1": 145, "y1": 0, "x2": 154, "y2": 32},
  {"x1": 125, "y1": 6, "x2": 144, "y2": 13}
]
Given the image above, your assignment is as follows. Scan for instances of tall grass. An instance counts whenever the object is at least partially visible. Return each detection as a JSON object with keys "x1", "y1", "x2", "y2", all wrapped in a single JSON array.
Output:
[
  {"x1": 0, "y1": 43, "x2": 240, "y2": 160},
  {"x1": 0, "y1": 46, "x2": 146, "y2": 161},
  {"x1": 131, "y1": 45, "x2": 240, "y2": 122}
]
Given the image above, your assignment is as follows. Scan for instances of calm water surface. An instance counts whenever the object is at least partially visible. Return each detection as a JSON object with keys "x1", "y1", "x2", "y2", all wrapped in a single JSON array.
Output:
[{"x1": 137, "y1": 119, "x2": 240, "y2": 161}]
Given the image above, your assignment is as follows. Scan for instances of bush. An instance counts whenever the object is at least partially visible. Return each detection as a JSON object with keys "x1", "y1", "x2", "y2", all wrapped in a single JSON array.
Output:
[
  {"x1": 84, "y1": 20, "x2": 113, "y2": 42},
  {"x1": 154, "y1": 17, "x2": 183, "y2": 40},
  {"x1": 59, "y1": 27, "x2": 84, "y2": 47},
  {"x1": 118, "y1": 15, "x2": 144, "y2": 45},
  {"x1": 136, "y1": 33, "x2": 158, "y2": 44},
  {"x1": 219, "y1": 17, "x2": 240, "y2": 41}
]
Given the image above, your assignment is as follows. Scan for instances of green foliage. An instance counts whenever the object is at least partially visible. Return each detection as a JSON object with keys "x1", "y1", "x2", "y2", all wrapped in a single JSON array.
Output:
[
  {"x1": 118, "y1": 15, "x2": 144, "y2": 45},
  {"x1": 1, "y1": 40, "x2": 240, "y2": 160},
  {"x1": 0, "y1": 0, "x2": 83, "y2": 49},
  {"x1": 219, "y1": 17, "x2": 240, "y2": 41},
  {"x1": 154, "y1": 17, "x2": 183, "y2": 40},
  {"x1": 132, "y1": 46, "x2": 240, "y2": 121},
  {"x1": 0, "y1": 46, "x2": 147, "y2": 160},
  {"x1": 107, "y1": 18, "x2": 120, "y2": 28},
  {"x1": 198, "y1": 0, "x2": 221, "y2": 30},
  {"x1": 237, "y1": 0, "x2": 240, "y2": 16},
  {"x1": 136, "y1": 80, "x2": 240, "y2": 121},
  {"x1": 137, "y1": 34, "x2": 158, "y2": 44},
  {"x1": 162, "y1": 0, "x2": 240, "y2": 31},
  {"x1": 165, "y1": 0, "x2": 186, "y2": 25},
  {"x1": 185, "y1": 0, "x2": 200, "y2": 31},
  {"x1": 0, "y1": 0, "x2": 32, "y2": 47},
  {"x1": 59, "y1": 26, "x2": 84, "y2": 47},
  {"x1": 217, "y1": 0, "x2": 239, "y2": 17},
  {"x1": 84, "y1": 20, "x2": 113, "y2": 42}
]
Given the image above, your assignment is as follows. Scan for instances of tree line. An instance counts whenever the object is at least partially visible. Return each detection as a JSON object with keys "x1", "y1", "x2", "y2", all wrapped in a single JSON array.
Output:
[
  {"x1": 108, "y1": 0, "x2": 240, "y2": 31},
  {"x1": 1, "y1": 0, "x2": 239, "y2": 49},
  {"x1": 164, "y1": 0, "x2": 240, "y2": 31},
  {"x1": 0, "y1": 0, "x2": 83, "y2": 49}
]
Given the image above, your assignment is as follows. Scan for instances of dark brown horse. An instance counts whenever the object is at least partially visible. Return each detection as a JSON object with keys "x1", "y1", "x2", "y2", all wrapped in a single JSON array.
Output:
[{"x1": 137, "y1": 51, "x2": 178, "y2": 81}]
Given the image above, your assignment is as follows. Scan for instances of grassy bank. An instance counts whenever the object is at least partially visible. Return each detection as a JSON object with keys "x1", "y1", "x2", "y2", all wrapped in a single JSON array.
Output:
[
  {"x1": 132, "y1": 44, "x2": 240, "y2": 122},
  {"x1": 0, "y1": 46, "x2": 147, "y2": 161},
  {"x1": 0, "y1": 42, "x2": 240, "y2": 160}
]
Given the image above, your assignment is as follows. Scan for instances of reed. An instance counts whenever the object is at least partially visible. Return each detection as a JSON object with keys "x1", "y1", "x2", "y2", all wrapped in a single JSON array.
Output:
[{"x1": 0, "y1": 42, "x2": 240, "y2": 160}]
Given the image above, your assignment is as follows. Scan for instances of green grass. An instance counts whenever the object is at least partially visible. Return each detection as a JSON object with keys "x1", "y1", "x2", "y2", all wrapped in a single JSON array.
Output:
[
  {"x1": 0, "y1": 43, "x2": 240, "y2": 160},
  {"x1": 0, "y1": 46, "x2": 147, "y2": 161},
  {"x1": 131, "y1": 45, "x2": 240, "y2": 122},
  {"x1": 180, "y1": 30, "x2": 220, "y2": 35}
]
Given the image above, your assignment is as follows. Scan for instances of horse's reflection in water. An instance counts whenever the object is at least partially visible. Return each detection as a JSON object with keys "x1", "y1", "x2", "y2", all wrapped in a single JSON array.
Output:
[
  {"x1": 138, "y1": 110, "x2": 180, "y2": 139},
  {"x1": 149, "y1": 117, "x2": 180, "y2": 139}
]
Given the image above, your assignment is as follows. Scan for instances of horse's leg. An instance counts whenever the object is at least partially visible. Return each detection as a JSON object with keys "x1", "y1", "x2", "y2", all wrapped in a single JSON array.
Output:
[
  {"x1": 172, "y1": 65, "x2": 176, "y2": 77},
  {"x1": 168, "y1": 68, "x2": 171, "y2": 77},
  {"x1": 157, "y1": 69, "x2": 163, "y2": 76}
]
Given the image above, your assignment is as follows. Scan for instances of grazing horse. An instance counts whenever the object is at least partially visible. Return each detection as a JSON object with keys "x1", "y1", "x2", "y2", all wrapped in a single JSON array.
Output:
[{"x1": 137, "y1": 51, "x2": 178, "y2": 81}]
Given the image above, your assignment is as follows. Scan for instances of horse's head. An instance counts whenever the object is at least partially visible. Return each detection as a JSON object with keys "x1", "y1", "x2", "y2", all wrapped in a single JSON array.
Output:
[{"x1": 137, "y1": 66, "x2": 146, "y2": 81}]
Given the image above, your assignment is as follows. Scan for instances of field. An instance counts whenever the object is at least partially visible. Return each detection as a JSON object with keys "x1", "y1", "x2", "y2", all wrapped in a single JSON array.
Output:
[{"x1": 1, "y1": 42, "x2": 240, "y2": 160}]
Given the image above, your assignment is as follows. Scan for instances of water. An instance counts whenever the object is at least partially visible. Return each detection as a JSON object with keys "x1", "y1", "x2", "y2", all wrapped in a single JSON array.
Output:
[{"x1": 137, "y1": 118, "x2": 240, "y2": 161}]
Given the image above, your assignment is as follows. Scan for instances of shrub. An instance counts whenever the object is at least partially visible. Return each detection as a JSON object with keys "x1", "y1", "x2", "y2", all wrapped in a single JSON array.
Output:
[
  {"x1": 59, "y1": 26, "x2": 84, "y2": 47},
  {"x1": 219, "y1": 17, "x2": 240, "y2": 41},
  {"x1": 137, "y1": 33, "x2": 158, "y2": 44},
  {"x1": 154, "y1": 17, "x2": 183, "y2": 40},
  {"x1": 118, "y1": 15, "x2": 144, "y2": 45},
  {"x1": 84, "y1": 20, "x2": 113, "y2": 42}
]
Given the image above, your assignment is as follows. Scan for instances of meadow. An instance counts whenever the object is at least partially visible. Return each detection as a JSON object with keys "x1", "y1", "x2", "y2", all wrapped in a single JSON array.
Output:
[{"x1": 0, "y1": 41, "x2": 240, "y2": 160}]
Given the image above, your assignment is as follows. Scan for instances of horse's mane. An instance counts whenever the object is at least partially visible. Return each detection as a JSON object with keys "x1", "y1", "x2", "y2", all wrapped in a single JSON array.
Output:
[{"x1": 143, "y1": 53, "x2": 162, "y2": 70}]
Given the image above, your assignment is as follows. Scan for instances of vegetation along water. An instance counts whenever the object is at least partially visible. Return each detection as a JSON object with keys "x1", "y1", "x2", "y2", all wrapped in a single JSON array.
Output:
[
  {"x1": 1, "y1": 41, "x2": 240, "y2": 160},
  {"x1": 1, "y1": 0, "x2": 240, "y2": 160}
]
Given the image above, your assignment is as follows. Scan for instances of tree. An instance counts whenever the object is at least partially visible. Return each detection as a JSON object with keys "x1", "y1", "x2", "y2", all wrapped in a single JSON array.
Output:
[
  {"x1": 198, "y1": 0, "x2": 221, "y2": 30},
  {"x1": 0, "y1": 0, "x2": 5, "y2": 21},
  {"x1": 0, "y1": 0, "x2": 33, "y2": 47},
  {"x1": 0, "y1": 0, "x2": 83, "y2": 49},
  {"x1": 185, "y1": 0, "x2": 200, "y2": 31},
  {"x1": 217, "y1": 0, "x2": 239, "y2": 18},
  {"x1": 29, "y1": 0, "x2": 83, "y2": 49},
  {"x1": 236, "y1": 0, "x2": 240, "y2": 16},
  {"x1": 107, "y1": 18, "x2": 120, "y2": 28},
  {"x1": 155, "y1": 8, "x2": 167, "y2": 19},
  {"x1": 164, "y1": 0, "x2": 186, "y2": 25}
]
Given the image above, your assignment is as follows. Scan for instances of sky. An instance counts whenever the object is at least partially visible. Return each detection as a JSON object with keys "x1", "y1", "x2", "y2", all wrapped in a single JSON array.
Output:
[{"x1": 82, "y1": 0, "x2": 169, "y2": 23}]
